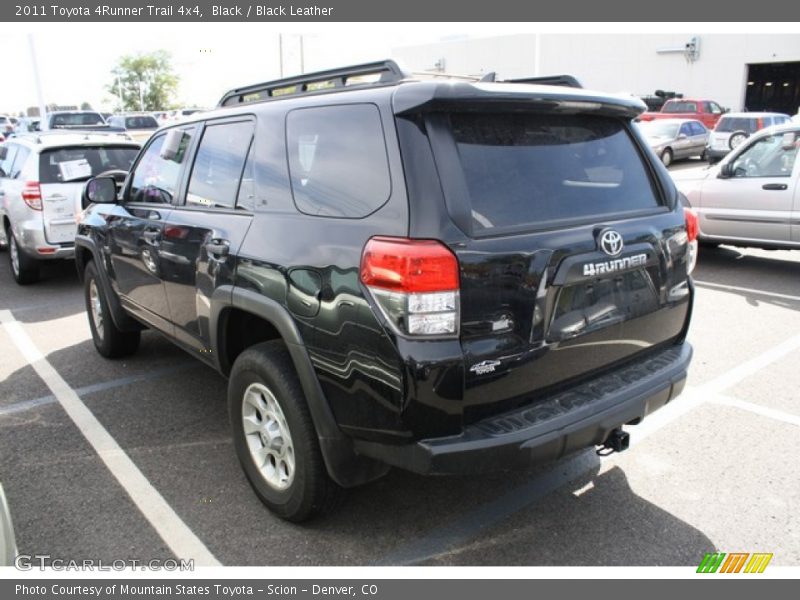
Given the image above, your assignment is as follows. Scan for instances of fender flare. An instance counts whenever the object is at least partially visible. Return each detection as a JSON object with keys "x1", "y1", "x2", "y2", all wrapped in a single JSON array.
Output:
[{"x1": 211, "y1": 286, "x2": 389, "y2": 488}]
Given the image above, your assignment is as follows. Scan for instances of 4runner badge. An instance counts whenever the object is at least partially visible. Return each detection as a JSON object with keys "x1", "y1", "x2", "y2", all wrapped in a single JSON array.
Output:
[{"x1": 470, "y1": 360, "x2": 502, "y2": 375}]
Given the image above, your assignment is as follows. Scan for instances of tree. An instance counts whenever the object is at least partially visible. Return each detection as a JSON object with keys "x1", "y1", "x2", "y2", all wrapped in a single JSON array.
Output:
[
  {"x1": 80, "y1": 101, "x2": 93, "y2": 110},
  {"x1": 107, "y1": 51, "x2": 178, "y2": 112}
]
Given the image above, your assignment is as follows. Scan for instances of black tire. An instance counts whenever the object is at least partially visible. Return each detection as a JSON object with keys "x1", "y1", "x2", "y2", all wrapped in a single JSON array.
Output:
[
  {"x1": 228, "y1": 341, "x2": 344, "y2": 522},
  {"x1": 661, "y1": 148, "x2": 673, "y2": 168},
  {"x1": 6, "y1": 226, "x2": 39, "y2": 285},
  {"x1": 84, "y1": 261, "x2": 140, "y2": 358}
]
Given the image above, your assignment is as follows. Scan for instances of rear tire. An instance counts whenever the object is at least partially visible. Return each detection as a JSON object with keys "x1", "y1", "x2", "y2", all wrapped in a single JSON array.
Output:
[
  {"x1": 228, "y1": 341, "x2": 345, "y2": 522},
  {"x1": 660, "y1": 148, "x2": 673, "y2": 168},
  {"x1": 84, "y1": 261, "x2": 140, "y2": 358},
  {"x1": 6, "y1": 227, "x2": 39, "y2": 285}
]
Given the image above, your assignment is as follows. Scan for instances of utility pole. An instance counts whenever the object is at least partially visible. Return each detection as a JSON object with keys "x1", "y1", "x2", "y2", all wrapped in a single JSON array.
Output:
[
  {"x1": 279, "y1": 34, "x2": 283, "y2": 77},
  {"x1": 27, "y1": 34, "x2": 47, "y2": 124},
  {"x1": 116, "y1": 73, "x2": 124, "y2": 112},
  {"x1": 299, "y1": 35, "x2": 304, "y2": 74}
]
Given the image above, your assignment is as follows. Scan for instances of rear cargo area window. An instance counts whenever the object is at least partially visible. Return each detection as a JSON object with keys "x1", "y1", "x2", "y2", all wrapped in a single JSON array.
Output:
[
  {"x1": 39, "y1": 146, "x2": 139, "y2": 184},
  {"x1": 286, "y1": 104, "x2": 391, "y2": 218},
  {"x1": 448, "y1": 113, "x2": 661, "y2": 232}
]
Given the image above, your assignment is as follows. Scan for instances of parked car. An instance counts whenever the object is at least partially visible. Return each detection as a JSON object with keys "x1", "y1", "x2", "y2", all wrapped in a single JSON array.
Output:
[
  {"x1": 107, "y1": 113, "x2": 160, "y2": 143},
  {"x1": 706, "y1": 112, "x2": 792, "y2": 163},
  {"x1": 637, "y1": 118, "x2": 710, "y2": 166},
  {"x1": 77, "y1": 60, "x2": 695, "y2": 521},
  {"x1": 42, "y1": 110, "x2": 108, "y2": 131},
  {"x1": 14, "y1": 117, "x2": 40, "y2": 133},
  {"x1": 674, "y1": 123, "x2": 799, "y2": 249},
  {"x1": 639, "y1": 98, "x2": 727, "y2": 129},
  {"x1": 0, "y1": 482, "x2": 16, "y2": 567},
  {"x1": 0, "y1": 116, "x2": 14, "y2": 136},
  {"x1": 0, "y1": 132, "x2": 140, "y2": 283},
  {"x1": 166, "y1": 108, "x2": 205, "y2": 123}
]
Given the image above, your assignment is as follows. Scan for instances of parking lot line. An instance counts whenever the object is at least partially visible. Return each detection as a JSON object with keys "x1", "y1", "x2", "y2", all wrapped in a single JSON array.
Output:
[
  {"x1": 377, "y1": 331, "x2": 800, "y2": 565},
  {"x1": 694, "y1": 280, "x2": 800, "y2": 302},
  {"x1": 0, "y1": 363, "x2": 198, "y2": 417},
  {"x1": 0, "y1": 309, "x2": 221, "y2": 567},
  {"x1": 709, "y1": 394, "x2": 800, "y2": 427}
]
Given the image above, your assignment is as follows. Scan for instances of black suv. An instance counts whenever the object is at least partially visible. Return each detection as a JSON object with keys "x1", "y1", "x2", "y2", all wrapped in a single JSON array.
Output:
[{"x1": 77, "y1": 61, "x2": 695, "y2": 521}]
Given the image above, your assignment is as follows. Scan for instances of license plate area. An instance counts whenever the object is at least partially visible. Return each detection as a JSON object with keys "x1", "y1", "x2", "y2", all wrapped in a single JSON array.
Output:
[
  {"x1": 548, "y1": 269, "x2": 659, "y2": 342},
  {"x1": 46, "y1": 220, "x2": 77, "y2": 244}
]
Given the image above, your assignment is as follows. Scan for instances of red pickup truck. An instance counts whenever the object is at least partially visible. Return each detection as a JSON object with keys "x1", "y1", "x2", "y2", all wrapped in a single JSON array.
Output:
[{"x1": 639, "y1": 98, "x2": 727, "y2": 129}]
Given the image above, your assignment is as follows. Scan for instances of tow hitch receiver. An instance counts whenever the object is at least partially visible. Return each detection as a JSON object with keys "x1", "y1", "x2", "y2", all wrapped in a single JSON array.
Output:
[{"x1": 597, "y1": 428, "x2": 630, "y2": 456}]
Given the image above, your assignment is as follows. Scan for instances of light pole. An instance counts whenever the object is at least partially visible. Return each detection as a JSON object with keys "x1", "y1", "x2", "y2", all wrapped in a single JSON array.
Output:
[{"x1": 138, "y1": 80, "x2": 145, "y2": 112}]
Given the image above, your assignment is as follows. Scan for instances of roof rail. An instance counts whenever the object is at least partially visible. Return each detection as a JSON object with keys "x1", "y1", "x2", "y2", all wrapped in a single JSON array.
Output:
[
  {"x1": 218, "y1": 59, "x2": 411, "y2": 107},
  {"x1": 505, "y1": 74, "x2": 583, "y2": 89}
]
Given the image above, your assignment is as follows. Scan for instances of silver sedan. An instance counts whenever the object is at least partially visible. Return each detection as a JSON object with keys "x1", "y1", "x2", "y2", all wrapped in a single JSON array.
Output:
[{"x1": 637, "y1": 118, "x2": 710, "y2": 167}]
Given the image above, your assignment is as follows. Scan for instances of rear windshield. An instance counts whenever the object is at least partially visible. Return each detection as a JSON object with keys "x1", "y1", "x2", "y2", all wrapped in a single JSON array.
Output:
[
  {"x1": 125, "y1": 116, "x2": 158, "y2": 129},
  {"x1": 39, "y1": 146, "x2": 139, "y2": 183},
  {"x1": 448, "y1": 113, "x2": 661, "y2": 233},
  {"x1": 662, "y1": 101, "x2": 698, "y2": 113},
  {"x1": 50, "y1": 113, "x2": 106, "y2": 127},
  {"x1": 716, "y1": 117, "x2": 760, "y2": 134}
]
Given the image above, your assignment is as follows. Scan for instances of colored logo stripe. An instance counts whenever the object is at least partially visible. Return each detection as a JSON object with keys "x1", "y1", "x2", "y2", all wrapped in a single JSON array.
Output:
[
  {"x1": 697, "y1": 552, "x2": 773, "y2": 573},
  {"x1": 744, "y1": 553, "x2": 773, "y2": 573},
  {"x1": 697, "y1": 553, "x2": 726, "y2": 573}
]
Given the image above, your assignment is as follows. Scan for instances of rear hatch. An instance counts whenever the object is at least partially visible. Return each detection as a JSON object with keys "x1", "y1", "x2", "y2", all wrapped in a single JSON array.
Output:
[
  {"x1": 39, "y1": 144, "x2": 139, "y2": 244},
  {"x1": 396, "y1": 91, "x2": 693, "y2": 423}
]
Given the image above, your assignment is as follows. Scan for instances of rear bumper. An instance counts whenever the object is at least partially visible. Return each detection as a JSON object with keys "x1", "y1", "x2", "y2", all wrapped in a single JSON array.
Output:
[
  {"x1": 354, "y1": 343, "x2": 692, "y2": 474},
  {"x1": 706, "y1": 147, "x2": 729, "y2": 161},
  {"x1": 11, "y1": 219, "x2": 74, "y2": 260}
]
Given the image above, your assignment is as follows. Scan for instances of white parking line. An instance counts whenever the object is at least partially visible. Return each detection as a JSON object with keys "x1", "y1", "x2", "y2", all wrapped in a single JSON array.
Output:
[
  {"x1": 708, "y1": 393, "x2": 800, "y2": 428},
  {"x1": 694, "y1": 279, "x2": 800, "y2": 302},
  {"x1": 0, "y1": 309, "x2": 221, "y2": 567}
]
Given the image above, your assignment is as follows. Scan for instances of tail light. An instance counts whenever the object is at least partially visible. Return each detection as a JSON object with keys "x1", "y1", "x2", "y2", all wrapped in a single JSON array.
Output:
[
  {"x1": 360, "y1": 236, "x2": 460, "y2": 337},
  {"x1": 684, "y1": 207, "x2": 698, "y2": 274},
  {"x1": 21, "y1": 181, "x2": 42, "y2": 211}
]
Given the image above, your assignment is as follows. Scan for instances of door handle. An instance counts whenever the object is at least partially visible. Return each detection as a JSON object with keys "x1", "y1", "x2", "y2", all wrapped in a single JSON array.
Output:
[
  {"x1": 206, "y1": 239, "x2": 230, "y2": 258},
  {"x1": 142, "y1": 230, "x2": 160, "y2": 242},
  {"x1": 762, "y1": 183, "x2": 788, "y2": 191}
]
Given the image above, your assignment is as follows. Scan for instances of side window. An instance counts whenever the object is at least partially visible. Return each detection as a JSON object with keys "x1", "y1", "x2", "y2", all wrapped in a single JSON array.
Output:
[
  {"x1": 679, "y1": 123, "x2": 692, "y2": 137},
  {"x1": 731, "y1": 133, "x2": 798, "y2": 178},
  {"x1": 690, "y1": 122, "x2": 706, "y2": 136},
  {"x1": 286, "y1": 104, "x2": 391, "y2": 218},
  {"x1": 186, "y1": 121, "x2": 254, "y2": 209},
  {"x1": 709, "y1": 102, "x2": 723, "y2": 115},
  {"x1": 0, "y1": 144, "x2": 19, "y2": 178},
  {"x1": 236, "y1": 141, "x2": 256, "y2": 211},
  {"x1": 9, "y1": 147, "x2": 31, "y2": 179},
  {"x1": 129, "y1": 130, "x2": 192, "y2": 204}
]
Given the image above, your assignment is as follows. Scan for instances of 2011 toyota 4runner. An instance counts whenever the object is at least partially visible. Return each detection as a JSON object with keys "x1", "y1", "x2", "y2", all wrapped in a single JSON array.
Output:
[{"x1": 76, "y1": 61, "x2": 695, "y2": 521}]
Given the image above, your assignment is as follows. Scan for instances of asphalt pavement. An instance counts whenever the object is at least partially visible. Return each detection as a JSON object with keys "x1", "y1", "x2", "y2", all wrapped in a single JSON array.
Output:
[{"x1": 0, "y1": 175, "x2": 798, "y2": 566}]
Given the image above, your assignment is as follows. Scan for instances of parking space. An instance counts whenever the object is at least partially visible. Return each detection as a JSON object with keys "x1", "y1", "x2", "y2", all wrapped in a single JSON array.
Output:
[{"x1": 1, "y1": 238, "x2": 799, "y2": 566}]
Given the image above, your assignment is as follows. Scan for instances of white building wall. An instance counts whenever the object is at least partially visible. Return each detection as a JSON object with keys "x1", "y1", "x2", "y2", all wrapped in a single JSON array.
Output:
[{"x1": 393, "y1": 34, "x2": 800, "y2": 112}]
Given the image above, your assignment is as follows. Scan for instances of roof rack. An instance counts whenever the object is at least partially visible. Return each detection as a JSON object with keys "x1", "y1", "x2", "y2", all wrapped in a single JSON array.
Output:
[
  {"x1": 218, "y1": 60, "x2": 411, "y2": 107},
  {"x1": 506, "y1": 74, "x2": 583, "y2": 89}
]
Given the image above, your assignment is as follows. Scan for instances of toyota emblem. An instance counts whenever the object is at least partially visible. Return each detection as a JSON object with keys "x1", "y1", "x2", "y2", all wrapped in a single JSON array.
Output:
[{"x1": 599, "y1": 229, "x2": 624, "y2": 256}]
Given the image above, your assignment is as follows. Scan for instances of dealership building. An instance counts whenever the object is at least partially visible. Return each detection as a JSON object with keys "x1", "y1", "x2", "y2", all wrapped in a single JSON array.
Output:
[{"x1": 393, "y1": 34, "x2": 800, "y2": 115}]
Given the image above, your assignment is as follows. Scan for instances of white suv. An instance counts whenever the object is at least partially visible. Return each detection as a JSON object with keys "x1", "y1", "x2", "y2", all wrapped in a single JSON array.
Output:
[
  {"x1": 0, "y1": 132, "x2": 140, "y2": 284},
  {"x1": 706, "y1": 112, "x2": 791, "y2": 163}
]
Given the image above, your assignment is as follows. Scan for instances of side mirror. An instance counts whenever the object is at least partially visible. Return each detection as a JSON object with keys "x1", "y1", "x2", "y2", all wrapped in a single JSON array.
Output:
[
  {"x1": 677, "y1": 133, "x2": 687, "y2": 140},
  {"x1": 82, "y1": 176, "x2": 117, "y2": 209},
  {"x1": 718, "y1": 163, "x2": 733, "y2": 179},
  {"x1": 160, "y1": 128, "x2": 187, "y2": 162}
]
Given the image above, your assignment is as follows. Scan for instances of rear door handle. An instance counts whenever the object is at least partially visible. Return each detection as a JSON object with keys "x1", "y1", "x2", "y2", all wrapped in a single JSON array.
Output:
[
  {"x1": 762, "y1": 183, "x2": 788, "y2": 191},
  {"x1": 206, "y1": 239, "x2": 230, "y2": 258}
]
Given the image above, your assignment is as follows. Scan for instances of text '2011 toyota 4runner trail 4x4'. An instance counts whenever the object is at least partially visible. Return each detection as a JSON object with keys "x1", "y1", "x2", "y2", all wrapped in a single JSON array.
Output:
[{"x1": 76, "y1": 61, "x2": 696, "y2": 521}]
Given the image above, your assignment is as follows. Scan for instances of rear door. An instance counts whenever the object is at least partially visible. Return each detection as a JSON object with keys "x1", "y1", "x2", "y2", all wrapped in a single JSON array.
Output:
[
  {"x1": 38, "y1": 145, "x2": 139, "y2": 244},
  {"x1": 161, "y1": 118, "x2": 255, "y2": 353},
  {"x1": 697, "y1": 131, "x2": 798, "y2": 243},
  {"x1": 410, "y1": 110, "x2": 692, "y2": 416}
]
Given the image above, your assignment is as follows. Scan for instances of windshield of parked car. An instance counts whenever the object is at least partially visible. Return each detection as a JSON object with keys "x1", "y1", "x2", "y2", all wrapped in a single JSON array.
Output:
[
  {"x1": 39, "y1": 146, "x2": 139, "y2": 183},
  {"x1": 662, "y1": 101, "x2": 698, "y2": 113},
  {"x1": 125, "y1": 116, "x2": 158, "y2": 129},
  {"x1": 639, "y1": 121, "x2": 680, "y2": 138},
  {"x1": 716, "y1": 117, "x2": 760, "y2": 134},
  {"x1": 446, "y1": 113, "x2": 661, "y2": 233},
  {"x1": 50, "y1": 112, "x2": 106, "y2": 128}
]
